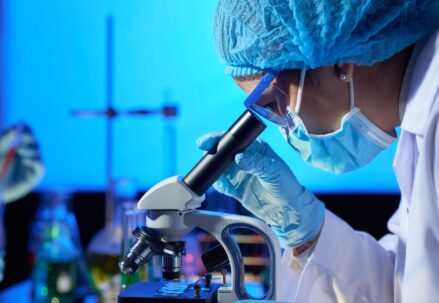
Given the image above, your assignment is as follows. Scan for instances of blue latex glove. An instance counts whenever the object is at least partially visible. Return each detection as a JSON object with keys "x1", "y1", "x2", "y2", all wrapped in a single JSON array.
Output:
[
  {"x1": 0, "y1": 124, "x2": 44, "y2": 203},
  {"x1": 197, "y1": 132, "x2": 325, "y2": 248}
]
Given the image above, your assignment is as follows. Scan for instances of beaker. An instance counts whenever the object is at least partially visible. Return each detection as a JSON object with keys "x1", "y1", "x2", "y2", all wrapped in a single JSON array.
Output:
[{"x1": 87, "y1": 178, "x2": 137, "y2": 302}]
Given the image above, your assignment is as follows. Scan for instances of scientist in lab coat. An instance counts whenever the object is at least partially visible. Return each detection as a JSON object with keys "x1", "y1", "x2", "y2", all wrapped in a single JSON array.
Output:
[{"x1": 197, "y1": 1, "x2": 439, "y2": 302}]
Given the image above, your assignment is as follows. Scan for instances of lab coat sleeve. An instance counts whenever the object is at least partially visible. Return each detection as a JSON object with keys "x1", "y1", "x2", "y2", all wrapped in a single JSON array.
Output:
[
  {"x1": 401, "y1": 95, "x2": 439, "y2": 302},
  {"x1": 278, "y1": 210, "x2": 395, "y2": 303}
]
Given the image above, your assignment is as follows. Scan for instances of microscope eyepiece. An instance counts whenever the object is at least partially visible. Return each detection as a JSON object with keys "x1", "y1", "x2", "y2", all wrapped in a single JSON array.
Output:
[{"x1": 183, "y1": 110, "x2": 266, "y2": 196}]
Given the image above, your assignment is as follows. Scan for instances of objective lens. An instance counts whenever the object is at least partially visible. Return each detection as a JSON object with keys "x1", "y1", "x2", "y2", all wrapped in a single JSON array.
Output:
[
  {"x1": 119, "y1": 226, "x2": 186, "y2": 278},
  {"x1": 162, "y1": 255, "x2": 182, "y2": 280},
  {"x1": 119, "y1": 239, "x2": 153, "y2": 274}
]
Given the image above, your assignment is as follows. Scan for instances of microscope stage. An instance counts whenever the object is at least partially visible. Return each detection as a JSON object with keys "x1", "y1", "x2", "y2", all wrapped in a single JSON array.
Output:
[{"x1": 118, "y1": 281, "x2": 221, "y2": 303}]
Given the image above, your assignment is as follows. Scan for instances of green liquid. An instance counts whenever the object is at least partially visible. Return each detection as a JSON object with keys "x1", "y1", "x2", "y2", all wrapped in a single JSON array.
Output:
[{"x1": 34, "y1": 259, "x2": 77, "y2": 303}]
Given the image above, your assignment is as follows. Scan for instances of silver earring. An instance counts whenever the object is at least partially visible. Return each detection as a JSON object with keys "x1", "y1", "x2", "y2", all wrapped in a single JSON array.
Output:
[{"x1": 339, "y1": 72, "x2": 348, "y2": 81}]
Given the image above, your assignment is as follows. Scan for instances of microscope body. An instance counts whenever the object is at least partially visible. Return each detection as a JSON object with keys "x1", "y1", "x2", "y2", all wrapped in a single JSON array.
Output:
[
  {"x1": 119, "y1": 111, "x2": 283, "y2": 302},
  {"x1": 119, "y1": 176, "x2": 282, "y2": 303}
]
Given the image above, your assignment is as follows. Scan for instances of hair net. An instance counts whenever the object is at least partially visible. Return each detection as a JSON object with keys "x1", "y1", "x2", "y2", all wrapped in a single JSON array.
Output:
[{"x1": 213, "y1": 0, "x2": 439, "y2": 77}]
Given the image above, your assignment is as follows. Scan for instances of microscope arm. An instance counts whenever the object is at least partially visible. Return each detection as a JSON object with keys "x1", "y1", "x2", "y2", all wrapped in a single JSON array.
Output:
[
  {"x1": 184, "y1": 210, "x2": 282, "y2": 302},
  {"x1": 137, "y1": 176, "x2": 205, "y2": 210}
]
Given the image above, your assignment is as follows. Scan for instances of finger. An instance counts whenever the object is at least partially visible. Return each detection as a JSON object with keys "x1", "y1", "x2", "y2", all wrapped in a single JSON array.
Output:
[
  {"x1": 196, "y1": 131, "x2": 225, "y2": 151},
  {"x1": 213, "y1": 171, "x2": 252, "y2": 202},
  {"x1": 239, "y1": 137, "x2": 268, "y2": 155},
  {"x1": 235, "y1": 140, "x2": 293, "y2": 183},
  {"x1": 234, "y1": 138, "x2": 277, "y2": 176},
  {"x1": 212, "y1": 162, "x2": 240, "y2": 196},
  {"x1": 16, "y1": 143, "x2": 41, "y2": 159}
]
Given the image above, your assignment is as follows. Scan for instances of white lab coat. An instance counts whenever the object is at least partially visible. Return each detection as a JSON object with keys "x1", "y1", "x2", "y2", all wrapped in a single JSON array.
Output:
[{"x1": 278, "y1": 29, "x2": 439, "y2": 303}]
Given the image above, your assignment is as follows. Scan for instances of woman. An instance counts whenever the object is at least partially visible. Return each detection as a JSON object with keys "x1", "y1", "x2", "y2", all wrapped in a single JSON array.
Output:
[{"x1": 197, "y1": 1, "x2": 439, "y2": 302}]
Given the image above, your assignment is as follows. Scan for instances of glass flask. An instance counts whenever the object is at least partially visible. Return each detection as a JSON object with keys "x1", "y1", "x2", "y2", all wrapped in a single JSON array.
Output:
[
  {"x1": 87, "y1": 178, "x2": 137, "y2": 303},
  {"x1": 31, "y1": 190, "x2": 79, "y2": 303}
]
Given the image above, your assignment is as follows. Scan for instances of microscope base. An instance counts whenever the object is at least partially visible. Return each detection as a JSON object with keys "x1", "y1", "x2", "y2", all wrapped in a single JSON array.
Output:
[{"x1": 118, "y1": 281, "x2": 221, "y2": 303}]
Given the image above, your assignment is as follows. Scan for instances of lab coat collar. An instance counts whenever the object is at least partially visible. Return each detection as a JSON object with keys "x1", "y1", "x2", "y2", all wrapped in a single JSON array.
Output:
[
  {"x1": 401, "y1": 29, "x2": 439, "y2": 135},
  {"x1": 398, "y1": 37, "x2": 426, "y2": 122}
]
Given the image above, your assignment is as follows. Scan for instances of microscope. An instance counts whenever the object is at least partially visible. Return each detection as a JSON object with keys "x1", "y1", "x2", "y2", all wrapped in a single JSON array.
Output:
[{"x1": 118, "y1": 110, "x2": 282, "y2": 303}]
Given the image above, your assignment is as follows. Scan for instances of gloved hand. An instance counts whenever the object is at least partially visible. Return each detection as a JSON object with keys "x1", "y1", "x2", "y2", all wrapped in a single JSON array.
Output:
[
  {"x1": 0, "y1": 124, "x2": 44, "y2": 203},
  {"x1": 197, "y1": 132, "x2": 325, "y2": 248}
]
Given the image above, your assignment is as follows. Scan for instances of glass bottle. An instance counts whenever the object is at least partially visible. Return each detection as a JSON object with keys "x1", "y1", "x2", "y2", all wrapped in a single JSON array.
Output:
[{"x1": 31, "y1": 191, "x2": 79, "y2": 303}]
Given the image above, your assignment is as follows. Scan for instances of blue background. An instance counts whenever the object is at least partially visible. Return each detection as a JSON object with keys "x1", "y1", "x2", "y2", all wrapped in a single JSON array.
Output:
[{"x1": 1, "y1": 0, "x2": 399, "y2": 193}]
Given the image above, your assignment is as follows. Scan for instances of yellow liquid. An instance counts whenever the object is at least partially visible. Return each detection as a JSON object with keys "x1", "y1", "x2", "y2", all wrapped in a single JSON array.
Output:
[
  {"x1": 87, "y1": 252, "x2": 148, "y2": 297},
  {"x1": 87, "y1": 253, "x2": 120, "y2": 286}
]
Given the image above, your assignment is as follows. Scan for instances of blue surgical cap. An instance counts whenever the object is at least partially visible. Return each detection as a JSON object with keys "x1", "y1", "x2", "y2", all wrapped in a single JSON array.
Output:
[{"x1": 213, "y1": 0, "x2": 439, "y2": 77}]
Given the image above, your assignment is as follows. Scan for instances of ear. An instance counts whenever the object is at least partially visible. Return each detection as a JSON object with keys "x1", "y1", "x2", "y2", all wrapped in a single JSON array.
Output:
[{"x1": 336, "y1": 63, "x2": 355, "y2": 83}]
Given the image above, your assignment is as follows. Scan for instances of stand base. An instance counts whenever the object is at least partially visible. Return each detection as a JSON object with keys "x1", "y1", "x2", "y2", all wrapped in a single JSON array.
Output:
[{"x1": 118, "y1": 281, "x2": 221, "y2": 303}]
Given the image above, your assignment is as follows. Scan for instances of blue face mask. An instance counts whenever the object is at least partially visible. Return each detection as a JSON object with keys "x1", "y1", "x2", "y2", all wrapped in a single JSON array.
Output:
[{"x1": 280, "y1": 69, "x2": 396, "y2": 174}]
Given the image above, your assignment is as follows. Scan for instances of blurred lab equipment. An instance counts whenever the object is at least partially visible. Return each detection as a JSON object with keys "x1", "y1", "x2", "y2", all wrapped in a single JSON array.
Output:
[
  {"x1": 29, "y1": 190, "x2": 99, "y2": 303},
  {"x1": 71, "y1": 103, "x2": 177, "y2": 229},
  {"x1": 119, "y1": 110, "x2": 283, "y2": 303},
  {"x1": 70, "y1": 15, "x2": 178, "y2": 231},
  {"x1": 86, "y1": 178, "x2": 138, "y2": 302},
  {"x1": 71, "y1": 16, "x2": 178, "y2": 302},
  {"x1": 30, "y1": 191, "x2": 80, "y2": 303}
]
